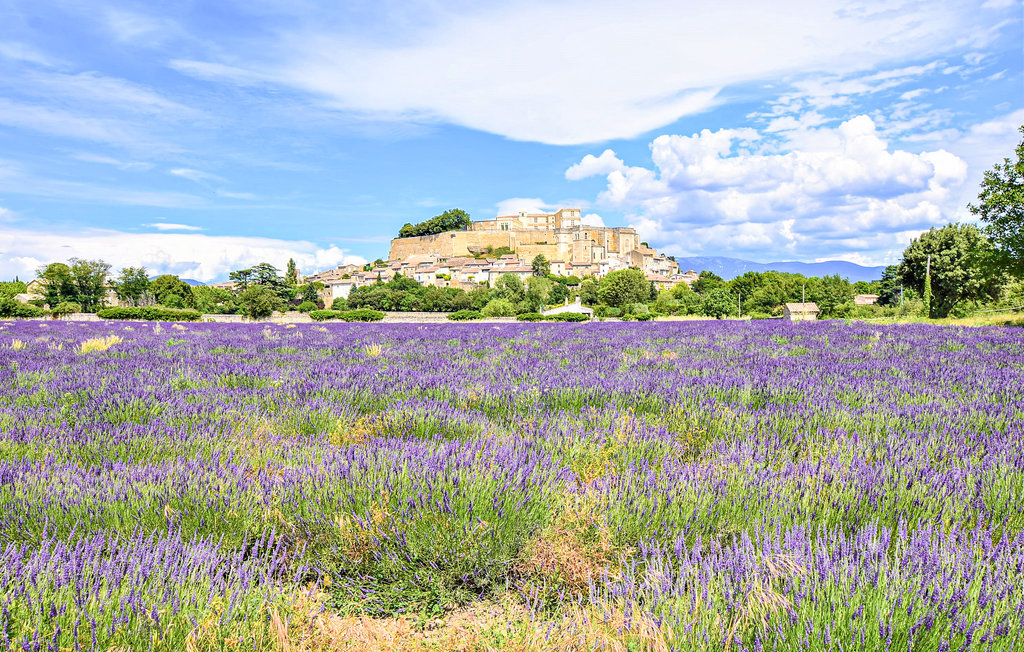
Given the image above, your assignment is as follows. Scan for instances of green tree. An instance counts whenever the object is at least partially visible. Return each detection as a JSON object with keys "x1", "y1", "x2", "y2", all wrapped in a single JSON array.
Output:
[
  {"x1": 285, "y1": 258, "x2": 298, "y2": 286},
  {"x1": 699, "y1": 286, "x2": 735, "y2": 319},
  {"x1": 692, "y1": 270, "x2": 724, "y2": 294},
  {"x1": 969, "y1": 125, "x2": 1024, "y2": 275},
  {"x1": 549, "y1": 283, "x2": 569, "y2": 305},
  {"x1": 597, "y1": 268, "x2": 649, "y2": 308},
  {"x1": 531, "y1": 254, "x2": 550, "y2": 277},
  {"x1": 0, "y1": 280, "x2": 27, "y2": 298},
  {"x1": 897, "y1": 223, "x2": 1003, "y2": 318},
  {"x1": 877, "y1": 265, "x2": 904, "y2": 307},
  {"x1": 150, "y1": 275, "x2": 196, "y2": 309},
  {"x1": 481, "y1": 298, "x2": 515, "y2": 317},
  {"x1": 494, "y1": 274, "x2": 526, "y2": 303},
  {"x1": 578, "y1": 277, "x2": 599, "y2": 305},
  {"x1": 68, "y1": 258, "x2": 112, "y2": 312},
  {"x1": 398, "y1": 209, "x2": 472, "y2": 238},
  {"x1": 192, "y1": 286, "x2": 237, "y2": 314},
  {"x1": 300, "y1": 282, "x2": 322, "y2": 305},
  {"x1": 238, "y1": 284, "x2": 284, "y2": 319},
  {"x1": 37, "y1": 263, "x2": 77, "y2": 307},
  {"x1": 114, "y1": 267, "x2": 150, "y2": 307}
]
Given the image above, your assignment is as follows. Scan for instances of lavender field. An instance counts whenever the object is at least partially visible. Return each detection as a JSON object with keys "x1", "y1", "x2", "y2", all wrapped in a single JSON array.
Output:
[{"x1": 1, "y1": 319, "x2": 1022, "y2": 651}]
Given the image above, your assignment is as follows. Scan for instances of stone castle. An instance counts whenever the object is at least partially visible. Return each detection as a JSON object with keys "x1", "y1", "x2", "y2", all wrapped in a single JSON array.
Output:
[{"x1": 389, "y1": 208, "x2": 640, "y2": 265}]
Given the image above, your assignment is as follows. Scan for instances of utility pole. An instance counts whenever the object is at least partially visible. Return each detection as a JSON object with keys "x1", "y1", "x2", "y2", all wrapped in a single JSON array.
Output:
[
  {"x1": 738, "y1": 293, "x2": 741, "y2": 318},
  {"x1": 802, "y1": 284, "x2": 806, "y2": 320}
]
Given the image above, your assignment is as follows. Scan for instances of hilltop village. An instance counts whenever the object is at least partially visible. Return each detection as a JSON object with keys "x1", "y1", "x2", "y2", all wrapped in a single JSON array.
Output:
[{"x1": 305, "y1": 208, "x2": 698, "y2": 306}]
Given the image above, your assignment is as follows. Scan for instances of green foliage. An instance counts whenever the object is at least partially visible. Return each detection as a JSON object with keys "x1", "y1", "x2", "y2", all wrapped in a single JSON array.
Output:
[
  {"x1": 494, "y1": 274, "x2": 526, "y2": 303},
  {"x1": 0, "y1": 281, "x2": 27, "y2": 298},
  {"x1": 37, "y1": 259, "x2": 111, "y2": 311},
  {"x1": 114, "y1": 267, "x2": 150, "y2": 307},
  {"x1": 597, "y1": 269, "x2": 648, "y2": 308},
  {"x1": 51, "y1": 301, "x2": 81, "y2": 317},
  {"x1": 700, "y1": 286, "x2": 735, "y2": 319},
  {"x1": 285, "y1": 258, "x2": 298, "y2": 286},
  {"x1": 0, "y1": 297, "x2": 45, "y2": 318},
  {"x1": 330, "y1": 297, "x2": 348, "y2": 311},
  {"x1": 237, "y1": 284, "x2": 284, "y2": 320},
  {"x1": 191, "y1": 286, "x2": 238, "y2": 314},
  {"x1": 338, "y1": 309, "x2": 384, "y2": 322},
  {"x1": 544, "y1": 312, "x2": 589, "y2": 322},
  {"x1": 548, "y1": 282, "x2": 569, "y2": 305},
  {"x1": 898, "y1": 223, "x2": 1004, "y2": 318},
  {"x1": 447, "y1": 309, "x2": 483, "y2": 321},
  {"x1": 96, "y1": 306, "x2": 201, "y2": 321},
  {"x1": 516, "y1": 312, "x2": 544, "y2": 321},
  {"x1": 398, "y1": 208, "x2": 472, "y2": 238},
  {"x1": 969, "y1": 125, "x2": 1024, "y2": 275},
  {"x1": 299, "y1": 282, "x2": 321, "y2": 304},
  {"x1": 531, "y1": 254, "x2": 550, "y2": 277},
  {"x1": 692, "y1": 270, "x2": 724, "y2": 294},
  {"x1": 481, "y1": 298, "x2": 515, "y2": 317},
  {"x1": 308, "y1": 310, "x2": 339, "y2": 321},
  {"x1": 296, "y1": 301, "x2": 317, "y2": 313},
  {"x1": 150, "y1": 275, "x2": 196, "y2": 309}
]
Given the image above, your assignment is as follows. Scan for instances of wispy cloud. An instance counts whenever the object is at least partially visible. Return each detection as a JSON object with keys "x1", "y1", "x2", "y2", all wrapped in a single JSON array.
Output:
[
  {"x1": 146, "y1": 222, "x2": 203, "y2": 231},
  {"x1": 170, "y1": 168, "x2": 225, "y2": 184},
  {"x1": 0, "y1": 225, "x2": 366, "y2": 282}
]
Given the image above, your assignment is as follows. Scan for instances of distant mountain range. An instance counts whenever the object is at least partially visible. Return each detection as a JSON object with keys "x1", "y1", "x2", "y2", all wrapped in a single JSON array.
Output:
[
  {"x1": 672, "y1": 256, "x2": 887, "y2": 283},
  {"x1": 148, "y1": 276, "x2": 205, "y2": 286}
]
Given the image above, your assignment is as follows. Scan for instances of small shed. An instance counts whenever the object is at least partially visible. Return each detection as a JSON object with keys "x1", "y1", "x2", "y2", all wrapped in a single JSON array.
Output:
[
  {"x1": 783, "y1": 302, "x2": 819, "y2": 321},
  {"x1": 542, "y1": 297, "x2": 594, "y2": 318}
]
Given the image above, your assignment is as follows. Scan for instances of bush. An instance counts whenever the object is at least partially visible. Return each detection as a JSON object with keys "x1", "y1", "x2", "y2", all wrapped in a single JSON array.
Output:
[
  {"x1": 330, "y1": 297, "x2": 348, "y2": 311},
  {"x1": 338, "y1": 309, "x2": 384, "y2": 322},
  {"x1": 481, "y1": 298, "x2": 515, "y2": 318},
  {"x1": 309, "y1": 310, "x2": 340, "y2": 322},
  {"x1": 51, "y1": 302, "x2": 81, "y2": 317},
  {"x1": 96, "y1": 307, "x2": 201, "y2": 321},
  {"x1": 297, "y1": 301, "x2": 317, "y2": 313},
  {"x1": 544, "y1": 313, "x2": 590, "y2": 322},
  {"x1": 0, "y1": 297, "x2": 46, "y2": 318},
  {"x1": 309, "y1": 309, "x2": 384, "y2": 322},
  {"x1": 448, "y1": 310, "x2": 483, "y2": 321},
  {"x1": 633, "y1": 313, "x2": 656, "y2": 321},
  {"x1": 516, "y1": 313, "x2": 544, "y2": 322}
]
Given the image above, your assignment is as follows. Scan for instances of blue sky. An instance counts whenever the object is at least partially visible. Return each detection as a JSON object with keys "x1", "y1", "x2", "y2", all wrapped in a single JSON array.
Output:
[{"x1": 0, "y1": 0, "x2": 1021, "y2": 281}]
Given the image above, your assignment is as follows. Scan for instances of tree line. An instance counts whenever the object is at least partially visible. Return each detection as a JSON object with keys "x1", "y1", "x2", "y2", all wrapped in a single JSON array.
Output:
[{"x1": 398, "y1": 208, "x2": 472, "y2": 239}]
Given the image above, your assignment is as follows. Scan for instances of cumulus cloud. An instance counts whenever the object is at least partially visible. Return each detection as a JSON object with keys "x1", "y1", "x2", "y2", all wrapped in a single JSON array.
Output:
[
  {"x1": 569, "y1": 115, "x2": 972, "y2": 262},
  {"x1": 494, "y1": 198, "x2": 559, "y2": 216},
  {"x1": 565, "y1": 150, "x2": 626, "y2": 181},
  {"x1": 581, "y1": 213, "x2": 606, "y2": 227},
  {"x1": 0, "y1": 226, "x2": 366, "y2": 282},
  {"x1": 170, "y1": 0, "x2": 1006, "y2": 144}
]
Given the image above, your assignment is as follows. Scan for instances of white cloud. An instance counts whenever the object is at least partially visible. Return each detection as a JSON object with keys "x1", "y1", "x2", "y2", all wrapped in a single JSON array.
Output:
[
  {"x1": 170, "y1": 168, "x2": 225, "y2": 184},
  {"x1": 71, "y1": 152, "x2": 153, "y2": 171},
  {"x1": 565, "y1": 150, "x2": 626, "y2": 181},
  {"x1": 147, "y1": 223, "x2": 203, "y2": 231},
  {"x1": 0, "y1": 160, "x2": 202, "y2": 207},
  {"x1": 495, "y1": 198, "x2": 559, "y2": 216},
  {"x1": 0, "y1": 42, "x2": 59, "y2": 67},
  {"x1": 0, "y1": 226, "x2": 366, "y2": 282},
  {"x1": 581, "y1": 213, "x2": 606, "y2": 227},
  {"x1": 169, "y1": 0, "x2": 1004, "y2": 144},
  {"x1": 570, "y1": 115, "x2": 973, "y2": 262}
]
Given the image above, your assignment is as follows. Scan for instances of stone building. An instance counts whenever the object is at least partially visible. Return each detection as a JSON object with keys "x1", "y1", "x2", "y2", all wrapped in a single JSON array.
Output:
[
  {"x1": 784, "y1": 302, "x2": 820, "y2": 321},
  {"x1": 389, "y1": 208, "x2": 644, "y2": 267}
]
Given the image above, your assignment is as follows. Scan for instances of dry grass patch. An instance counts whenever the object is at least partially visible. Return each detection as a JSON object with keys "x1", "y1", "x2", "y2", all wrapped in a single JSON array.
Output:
[{"x1": 76, "y1": 335, "x2": 123, "y2": 355}]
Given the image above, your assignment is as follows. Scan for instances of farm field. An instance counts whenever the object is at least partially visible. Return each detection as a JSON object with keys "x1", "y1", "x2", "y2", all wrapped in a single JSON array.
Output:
[{"x1": 1, "y1": 319, "x2": 1023, "y2": 651}]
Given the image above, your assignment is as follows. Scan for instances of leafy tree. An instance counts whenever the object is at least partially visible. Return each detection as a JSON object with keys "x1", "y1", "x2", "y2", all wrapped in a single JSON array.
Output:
[
  {"x1": 898, "y1": 223, "x2": 1003, "y2": 318},
  {"x1": 0, "y1": 280, "x2": 27, "y2": 298},
  {"x1": 549, "y1": 283, "x2": 569, "y2": 305},
  {"x1": 531, "y1": 254, "x2": 550, "y2": 277},
  {"x1": 150, "y1": 275, "x2": 196, "y2": 309},
  {"x1": 692, "y1": 270, "x2": 724, "y2": 294},
  {"x1": 597, "y1": 268, "x2": 649, "y2": 307},
  {"x1": 37, "y1": 263, "x2": 77, "y2": 307},
  {"x1": 300, "y1": 282, "x2": 322, "y2": 304},
  {"x1": 877, "y1": 265, "x2": 904, "y2": 307},
  {"x1": 481, "y1": 298, "x2": 515, "y2": 317},
  {"x1": 238, "y1": 284, "x2": 284, "y2": 319},
  {"x1": 398, "y1": 208, "x2": 472, "y2": 238},
  {"x1": 331, "y1": 297, "x2": 349, "y2": 311},
  {"x1": 231, "y1": 263, "x2": 294, "y2": 302},
  {"x1": 286, "y1": 258, "x2": 298, "y2": 286},
  {"x1": 969, "y1": 125, "x2": 1024, "y2": 275},
  {"x1": 114, "y1": 267, "x2": 150, "y2": 307},
  {"x1": 495, "y1": 274, "x2": 526, "y2": 303},
  {"x1": 699, "y1": 286, "x2": 735, "y2": 319},
  {"x1": 229, "y1": 268, "x2": 252, "y2": 290},
  {"x1": 578, "y1": 278, "x2": 599, "y2": 305},
  {"x1": 192, "y1": 286, "x2": 237, "y2": 314},
  {"x1": 806, "y1": 274, "x2": 854, "y2": 319},
  {"x1": 68, "y1": 258, "x2": 112, "y2": 312}
]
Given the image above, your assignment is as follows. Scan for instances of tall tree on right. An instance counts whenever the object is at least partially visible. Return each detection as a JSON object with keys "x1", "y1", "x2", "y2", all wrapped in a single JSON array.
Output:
[
  {"x1": 897, "y1": 223, "x2": 1003, "y2": 318},
  {"x1": 970, "y1": 125, "x2": 1024, "y2": 275}
]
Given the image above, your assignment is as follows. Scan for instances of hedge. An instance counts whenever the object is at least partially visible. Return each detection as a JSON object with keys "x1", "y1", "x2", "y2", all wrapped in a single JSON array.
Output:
[
  {"x1": 309, "y1": 309, "x2": 384, "y2": 322},
  {"x1": 97, "y1": 307, "x2": 202, "y2": 322},
  {"x1": 516, "y1": 313, "x2": 544, "y2": 322},
  {"x1": 0, "y1": 302, "x2": 45, "y2": 318},
  {"x1": 544, "y1": 312, "x2": 590, "y2": 322},
  {"x1": 447, "y1": 310, "x2": 483, "y2": 321}
]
